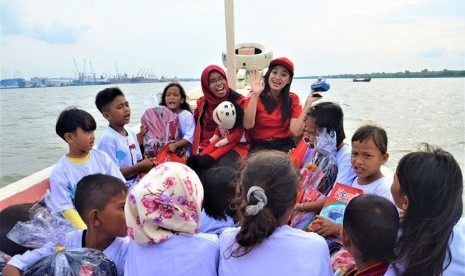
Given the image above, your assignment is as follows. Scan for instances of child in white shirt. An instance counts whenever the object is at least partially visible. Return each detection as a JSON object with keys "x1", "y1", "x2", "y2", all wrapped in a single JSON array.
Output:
[
  {"x1": 124, "y1": 162, "x2": 219, "y2": 276},
  {"x1": 313, "y1": 124, "x2": 392, "y2": 237},
  {"x1": 219, "y1": 151, "x2": 333, "y2": 276},
  {"x1": 96, "y1": 87, "x2": 155, "y2": 184},
  {"x1": 4, "y1": 174, "x2": 130, "y2": 276},
  {"x1": 49, "y1": 107, "x2": 125, "y2": 229}
]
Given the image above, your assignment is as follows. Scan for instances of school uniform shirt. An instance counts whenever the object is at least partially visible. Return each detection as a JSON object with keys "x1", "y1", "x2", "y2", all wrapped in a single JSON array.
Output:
[
  {"x1": 7, "y1": 230, "x2": 129, "y2": 276},
  {"x1": 246, "y1": 92, "x2": 302, "y2": 141},
  {"x1": 335, "y1": 144, "x2": 356, "y2": 185},
  {"x1": 49, "y1": 149, "x2": 125, "y2": 212},
  {"x1": 97, "y1": 126, "x2": 142, "y2": 170},
  {"x1": 384, "y1": 217, "x2": 465, "y2": 276},
  {"x1": 124, "y1": 232, "x2": 219, "y2": 276},
  {"x1": 350, "y1": 175, "x2": 393, "y2": 202},
  {"x1": 199, "y1": 210, "x2": 236, "y2": 236},
  {"x1": 218, "y1": 225, "x2": 333, "y2": 276},
  {"x1": 178, "y1": 110, "x2": 196, "y2": 145}
]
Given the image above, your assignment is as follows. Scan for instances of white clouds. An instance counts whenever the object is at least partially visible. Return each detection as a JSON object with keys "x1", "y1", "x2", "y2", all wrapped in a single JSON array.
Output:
[{"x1": 1, "y1": 0, "x2": 464, "y2": 79}]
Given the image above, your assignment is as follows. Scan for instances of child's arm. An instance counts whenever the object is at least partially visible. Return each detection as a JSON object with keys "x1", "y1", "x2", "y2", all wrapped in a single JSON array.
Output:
[
  {"x1": 120, "y1": 158, "x2": 155, "y2": 176},
  {"x1": 168, "y1": 139, "x2": 190, "y2": 153},
  {"x1": 312, "y1": 215, "x2": 341, "y2": 237},
  {"x1": 2, "y1": 264, "x2": 22, "y2": 276},
  {"x1": 4, "y1": 242, "x2": 55, "y2": 275},
  {"x1": 215, "y1": 128, "x2": 244, "y2": 148},
  {"x1": 62, "y1": 209, "x2": 86, "y2": 230},
  {"x1": 136, "y1": 124, "x2": 147, "y2": 146},
  {"x1": 295, "y1": 197, "x2": 326, "y2": 213}
]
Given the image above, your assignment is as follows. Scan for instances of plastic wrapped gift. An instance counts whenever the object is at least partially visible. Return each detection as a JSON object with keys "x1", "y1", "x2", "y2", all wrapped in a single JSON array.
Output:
[{"x1": 23, "y1": 248, "x2": 117, "y2": 276}]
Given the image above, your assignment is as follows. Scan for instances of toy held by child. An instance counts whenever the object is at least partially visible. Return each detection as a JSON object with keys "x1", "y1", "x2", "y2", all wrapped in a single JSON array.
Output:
[{"x1": 124, "y1": 162, "x2": 219, "y2": 276}]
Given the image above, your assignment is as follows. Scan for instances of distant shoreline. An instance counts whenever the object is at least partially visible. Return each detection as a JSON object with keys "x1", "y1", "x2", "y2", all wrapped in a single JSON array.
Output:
[
  {"x1": 2, "y1": 69, "x2": 464, "y2": 89},
  {"x1": 295, "y1": 69, "x2": 465, "y2": 79}
]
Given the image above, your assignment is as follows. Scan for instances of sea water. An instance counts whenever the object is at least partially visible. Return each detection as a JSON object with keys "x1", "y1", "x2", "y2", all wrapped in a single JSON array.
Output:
[{"x1": 1, "y1": 78, "x2": 464, "y2": 188}]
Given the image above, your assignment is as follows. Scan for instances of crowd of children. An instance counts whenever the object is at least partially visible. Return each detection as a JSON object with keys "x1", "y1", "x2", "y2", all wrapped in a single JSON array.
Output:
[{"x1": 1, "y1": 58, "x2": 464, "y2": 276}]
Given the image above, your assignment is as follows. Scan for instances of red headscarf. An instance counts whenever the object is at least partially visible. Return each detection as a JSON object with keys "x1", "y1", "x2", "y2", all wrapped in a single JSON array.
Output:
[{"x1": 199, "y1": 65, "x2": 231, "y2": 147}]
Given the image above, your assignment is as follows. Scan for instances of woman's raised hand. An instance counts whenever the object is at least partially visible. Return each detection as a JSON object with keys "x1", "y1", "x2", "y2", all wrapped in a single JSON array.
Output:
[{"x1": 250, "y1": 70, "x2": 265, "y2": 96}]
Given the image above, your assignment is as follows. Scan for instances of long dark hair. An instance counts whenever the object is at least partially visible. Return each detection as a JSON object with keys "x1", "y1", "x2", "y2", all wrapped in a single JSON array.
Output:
[
  {"x1": 307, "y1": 102, "x2": 345, "y2": 147},
  {"x1": 394, "y1": 143, "x2": 463, "y2": 276},
  {"x1": 159, "y1": 82, "x2": 192, "y2": 113},
  {"x1": 230, "y1": 150, "x2": 298, "y2": 257},
  {"x1": 259, "y1": 65, "x2": 293, "y2": 123}
]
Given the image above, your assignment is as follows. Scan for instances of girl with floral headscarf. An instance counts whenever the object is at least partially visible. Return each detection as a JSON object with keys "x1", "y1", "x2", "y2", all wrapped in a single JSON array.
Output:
[{"x1": 124, "y1": 162, "x2": 219, "y2": 275}]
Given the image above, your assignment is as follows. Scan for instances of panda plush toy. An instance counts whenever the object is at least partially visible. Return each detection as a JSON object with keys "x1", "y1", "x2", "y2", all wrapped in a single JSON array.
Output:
[{"x1": 186, "y1": 100, "x2": 245, "y2": 173}]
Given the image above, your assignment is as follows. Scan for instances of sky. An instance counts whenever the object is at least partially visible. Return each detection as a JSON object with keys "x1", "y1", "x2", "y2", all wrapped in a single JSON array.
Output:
[{"x1": 1, "y1": 0, "x2": 464, "y2": 79}]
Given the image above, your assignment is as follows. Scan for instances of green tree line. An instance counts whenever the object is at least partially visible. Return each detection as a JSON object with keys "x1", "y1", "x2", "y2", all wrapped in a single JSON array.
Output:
[{"x1": 296, "y1": 69, "x2": 465, "y2": 79}]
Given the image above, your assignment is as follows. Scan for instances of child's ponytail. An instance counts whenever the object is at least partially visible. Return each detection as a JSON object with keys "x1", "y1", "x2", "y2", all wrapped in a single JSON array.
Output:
[{"x1": 230, "y1": 151, "x2": 299, "y2": 257}]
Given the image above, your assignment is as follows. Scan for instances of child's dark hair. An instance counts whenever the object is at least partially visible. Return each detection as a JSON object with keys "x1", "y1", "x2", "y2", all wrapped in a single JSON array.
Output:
[
  {"x1": 394, "y1": 143, "x2": 463, "y2": 276},
  {"x1": 95, "y1": 87, "x2": 125, "y2": 113},
  {"x1": 74, "y1": 174, "x2": 128, "y2": 219},
  {"x1": 352, "y1": 124, "x2": 388, "y2": 154},
  {"x1": 0, "y1": 203, "x2": 34, "y2": 256},
  {"x1": 55, "y1": 107, "x2": 97, "y2": 141},
  {"x1": 200, "y1": 166, "x2": 237, "y2": 220},
  {"x1": 307, "y1": 102, "x2": 345, "y2": 147},
  {"x1": 260, "y1": 66, "x2": 293, "y2": 124},
  {"x1": 344, "y1": 194, "x2": 399, "y2": 264},
  {"x1": 231, "y1": 150, "x2": 298, "y2": 257},
  {"x1": 159, "y1": 82, "x2": 192, "y2": 113}
]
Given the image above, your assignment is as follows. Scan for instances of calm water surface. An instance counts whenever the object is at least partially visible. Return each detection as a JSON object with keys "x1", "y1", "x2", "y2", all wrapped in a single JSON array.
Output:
[{"x1": 1, "y1": 78, "x2": 464, "y2": 188}]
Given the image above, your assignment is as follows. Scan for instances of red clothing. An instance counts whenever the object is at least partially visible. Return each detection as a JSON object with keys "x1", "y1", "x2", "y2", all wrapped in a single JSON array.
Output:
[
  {"x1": 191, "y1": 65, "x2": 249, "y2": 158},
  {"x1": 200, "y1": 126, "x2": 246, "y2": 160},
  {"x1": 246, "y1": 92, "x2": 302, "y2": 140},
  {"x1": 346, "y1": 261, "x2": 389, "y2": 276}
]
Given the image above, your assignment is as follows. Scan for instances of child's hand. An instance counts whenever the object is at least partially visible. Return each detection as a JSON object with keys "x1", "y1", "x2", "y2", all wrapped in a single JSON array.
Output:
[
  {"x1": 303, "y1": 93, "x2": 321, "y2": 110},
  {"x1": 139, "y1": 157, "x2": 156, "y2": 173},
  {"x1": 215, "y1": 138, "x2": 229, "y2": 147},
  {"x1": 250, "y1": 70, "x2": 265, "y2": 96},
  {"x1": 168, "y1": 143, "x2": 177, "y2": 152},
  {"x1": 139, "y1": 124, "x2": 148, "y2": 135},
  {"x1": 312, "y1": 215, "x2": 341, "y2": 237}
]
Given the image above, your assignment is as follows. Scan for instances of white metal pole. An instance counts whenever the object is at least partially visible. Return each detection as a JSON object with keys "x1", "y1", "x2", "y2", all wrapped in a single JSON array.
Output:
[{"x1": 224, "y1": 0, "x2": 236, "y2": 90}]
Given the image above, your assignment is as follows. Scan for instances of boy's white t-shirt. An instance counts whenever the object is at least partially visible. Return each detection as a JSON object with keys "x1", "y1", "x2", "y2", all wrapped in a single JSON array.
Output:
[
  {"x1": 124, "y1": 232, "x2": 219, "y2": 276},
  {"x1": 384, "y1": 217, "x2": 465, "y2": 276},
  {"x1": 318, "y1": 175, "x2": 393, "y2": 246},
  {"x1": 7, "y1": 230, "x2": 129, "y2": 276},
  {"x1": 350, "y1": 175, "x2": 393, "y2": 201},
  {"x1": 218, "y1": 225, "x2": 333, "y2": 276},
  {"x1": 335, "y1": 144, "x2": 356, "y2": 185},
  {"x1": 49, "y1": 149, "x2": 125, "y2": 212},
  {"x1": 199, "y1": 210, "x2": 235, "y2": 236},
  {"x1": 97, "y1": 126, "x2": 143, "y2": 170}
]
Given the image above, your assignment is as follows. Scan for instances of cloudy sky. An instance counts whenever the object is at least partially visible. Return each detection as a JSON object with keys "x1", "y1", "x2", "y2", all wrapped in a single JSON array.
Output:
[{"x1": 1, "y1": 0, "x2": 464, "y2": 79}]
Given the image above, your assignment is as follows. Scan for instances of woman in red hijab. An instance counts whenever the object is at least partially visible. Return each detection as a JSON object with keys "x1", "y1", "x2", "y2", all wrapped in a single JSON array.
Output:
[{"x1": 187, "y1": 65, "x2": 249, "y2": 173}]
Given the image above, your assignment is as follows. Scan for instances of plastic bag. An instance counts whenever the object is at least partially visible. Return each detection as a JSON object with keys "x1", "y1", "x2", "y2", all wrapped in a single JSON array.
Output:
[
  {"x1": 23, "y1": 248, "x2": 117, "y2": 276},
  {"x1": 6, "y1": 192, "x2": 117, "y2": 275},
  {"x1": 289, "y1": 129, "x2": 338, "y2": 230},
  {"x1": 7, "y1": 191, "x2": 74, "y2": 249}
]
